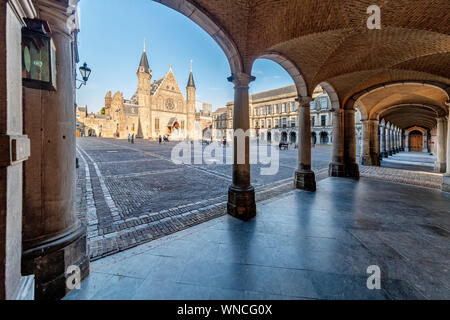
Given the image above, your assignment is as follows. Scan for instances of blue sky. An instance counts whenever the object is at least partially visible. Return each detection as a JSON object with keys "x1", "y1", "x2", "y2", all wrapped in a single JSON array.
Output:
[{"x1": 76, "y1": 0, "x2": 294, "y2": 113}]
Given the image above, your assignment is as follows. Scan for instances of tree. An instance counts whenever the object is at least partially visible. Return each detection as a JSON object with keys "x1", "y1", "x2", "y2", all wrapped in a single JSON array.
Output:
[{"x1": 100, "y1": 107, "x2": 105, "y2": 115}]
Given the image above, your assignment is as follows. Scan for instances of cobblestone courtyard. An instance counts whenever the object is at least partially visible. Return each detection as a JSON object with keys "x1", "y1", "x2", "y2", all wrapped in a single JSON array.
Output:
[
  {"x1": 76, "y1": 138, "x2": 333, "y2": 259},
  {"x1": 76, "y1": 138, "x2": 444, "y2": 260}
]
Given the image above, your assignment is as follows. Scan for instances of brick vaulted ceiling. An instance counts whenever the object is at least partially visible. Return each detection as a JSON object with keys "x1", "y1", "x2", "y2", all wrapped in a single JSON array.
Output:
[{"x1": 156, "y1": 0, "x2": 450, "y2": 111}]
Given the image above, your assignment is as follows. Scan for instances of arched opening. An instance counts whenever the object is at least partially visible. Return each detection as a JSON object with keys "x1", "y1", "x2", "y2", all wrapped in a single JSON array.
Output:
[
  {"x1": 320, "y1": 131, "x2": 329, "y2": 145},
  {"x1": 267, "y1": 131, "x2": 272, "y2": 143},
  {"x1": 281, "y1": 132, "x2": 288, "y2": 143},
  {"x1": 311, "y1": 132, "x2": 317, "y2": 145},
  {"x1": 290, "y1": 131, "x2": 296, "y2": 144},
  {"x1": 409, "y1": 130, "x2": 424, "y2": 152}
]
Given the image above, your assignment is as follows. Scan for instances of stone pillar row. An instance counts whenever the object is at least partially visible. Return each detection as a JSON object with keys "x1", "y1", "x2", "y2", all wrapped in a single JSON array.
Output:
[{"x1": 443, "y1": 102, "x2": 450, "y2": 192}]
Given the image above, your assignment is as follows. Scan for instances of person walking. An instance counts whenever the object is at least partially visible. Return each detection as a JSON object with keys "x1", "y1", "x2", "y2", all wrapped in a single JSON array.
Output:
[
  {"x1": 131, "y1": 134, "x2": 135, "y2": 144},
  {"x1": 128, "y1": 133, "x2": 131, "y2": 142},
  {"x1": 159, "y1": 135, "x2": 162, "y2": 144}
]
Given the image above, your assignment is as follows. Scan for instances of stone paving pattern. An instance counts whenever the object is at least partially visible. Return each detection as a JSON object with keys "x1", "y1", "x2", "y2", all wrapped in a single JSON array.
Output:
[
  {"x1": 76, "y1": 138, "x2": 331, "y2": 260},
  {"x1": 66, "y1": 178, "x2": 450, "y2": 300},
  {"x1": 76, "y1": 138, "x2": 443, "y2": 260}
]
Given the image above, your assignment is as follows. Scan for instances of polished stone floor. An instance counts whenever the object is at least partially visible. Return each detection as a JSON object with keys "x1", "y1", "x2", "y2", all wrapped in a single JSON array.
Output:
[
  {"x1": 65, "y1": 177, "x2": 450, "y2": 300},
  {"x1": 381, "y1": 151, "x2": 436, "y2": 172}
]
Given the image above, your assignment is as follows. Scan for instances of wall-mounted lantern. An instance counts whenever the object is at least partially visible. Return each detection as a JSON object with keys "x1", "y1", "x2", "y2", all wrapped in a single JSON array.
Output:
[
  {"x1": 22, "y1": 19, "x2": 57, "y2": 91},
  {"x1": 77, "y1": 62, "x2": 92, "y2": 89}
]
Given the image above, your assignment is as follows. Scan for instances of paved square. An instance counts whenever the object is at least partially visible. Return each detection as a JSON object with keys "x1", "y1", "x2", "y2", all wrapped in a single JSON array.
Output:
[
  {"x1": 66, "y1": 178, "x2": 450, "y2": 300},
  {"x1": 76, "y1": 138, "x2": 332, "y2": 259}
]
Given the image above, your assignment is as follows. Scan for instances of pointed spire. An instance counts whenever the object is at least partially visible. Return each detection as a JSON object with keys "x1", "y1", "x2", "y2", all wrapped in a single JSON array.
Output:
[
  {"x1": 187, "y1": 59, "x2": 195, "y2": 88},
  {"x1": 138, "y1": 38, "x2": 150, "y2": 74}
]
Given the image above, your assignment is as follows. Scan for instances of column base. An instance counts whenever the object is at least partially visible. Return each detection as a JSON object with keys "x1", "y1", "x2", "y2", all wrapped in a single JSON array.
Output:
[
  {"x1": 345, "y1": 162, "x2": 360, "y2": 179},
  {"x1": 382, "y1": 151, "x2": 389, "y2": 158},
  {"x1": 361, "y1": 154, "x2": 380, "y2": 166},
  {"x1": 442, "y1": 175, "x2": 450, "y2": 193},
  {"x1": 227, "y1": 185, "x2": 256, "y2": 221},
  {"x1": 388, "y1": 151, "x2": 393, "y2": 156},
  {"x1": 22, "y1": 225, "x2": 90, "y2": 300},
  {"x1": 294, "y1": 170, "x2": 316, "y2": 191},
  {"x1": 329, "y1": 162, "x2": 345, "y2": 177},
  {"x1": 434, "y1": 162, "x2": 446, "y2": 173}
]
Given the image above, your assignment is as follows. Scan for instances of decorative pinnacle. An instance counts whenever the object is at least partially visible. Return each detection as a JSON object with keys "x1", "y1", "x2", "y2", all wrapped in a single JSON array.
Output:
[
  {"x1": 190, "y1": 59, "x2": 193, "y2": 72},
  {"x1": 143, "y1": 37, "x2": 146, "y2": 52}
]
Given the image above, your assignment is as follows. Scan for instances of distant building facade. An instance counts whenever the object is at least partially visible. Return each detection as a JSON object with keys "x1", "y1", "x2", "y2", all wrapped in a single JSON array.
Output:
[
  {"x1": 76, "y1": 46, "x2": 201, "y2": 140},
  {"x1": 213, "y1": 85, "x2": 362, "y2": 149}
]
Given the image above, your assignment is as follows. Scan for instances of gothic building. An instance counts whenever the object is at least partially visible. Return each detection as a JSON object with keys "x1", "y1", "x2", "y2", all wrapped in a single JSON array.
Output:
[{"x1": 77, "y1": 45, "x2": 199, "y2": 140}]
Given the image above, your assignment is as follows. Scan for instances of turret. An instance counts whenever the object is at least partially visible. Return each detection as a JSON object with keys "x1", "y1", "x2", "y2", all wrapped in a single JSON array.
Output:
[
  {"x1": 137, "y1": 39, "x2": 152, "y2": 139},
  {"x1": 104, "y1": 91, "x2": 112, "y2": 117},
  {"x1": 186, "y1": 60, "x2": 196, "y2": 112},
  {"x1": 137, "y1": 39, "x2": 151, "y2": 93},
  {"x1": 186, "y1": 60, "x2": 196, "y2": 138}
]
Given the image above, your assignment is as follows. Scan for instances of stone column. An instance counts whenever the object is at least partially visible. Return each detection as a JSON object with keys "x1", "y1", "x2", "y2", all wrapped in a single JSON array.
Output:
[
  {"x1": 21, "y1": 1, "x2": 89, "y2": 300},
  {"x1": 393, "y1": 128, "x2": 397, "y2": 152},
  {"x1": 361, "y1": 119, "x2": 380, "y2": 166},
  {"x1": 227, "y1": 73, "x2": 256, "y2": 220},
  {"x1": 386, "y1": 124, "x2": 392, "y2": 156},
  {"x1": 360, "y1": 120, "x2": 370, "y2": 165},
  {"x1": 329, "y1": 109, "x2": 345, "y2": 177},
  {"x1": 369, "y1": 120, "x2": 380, "y2": 165},
  {"x1": 0, "y1": 0, "x2": 34, "y2": 300},
  {"x1": 400, "y1": 130, "x2": 404, "y2": 151},
  {"x1": 435, "y1": 117, "x2": 447, "y2": 173},
  {"x1": 380, "y1": 124, "x2": 385, "y2": 158},
  {"x1": 391, "y1": 127, "x2": 397, "y2": 154},
  {"x1": 405, "y1": 132, "x2": 409, "y2": 152},
  {"x1": 295, "y1": 97, "x2": 316, "y2": 191},
  {"x1": 344, "y1": 109, "x2": 359, "y2": 178},
  {"x1": 443, "y1": 103, "x2": 450, "y2": 192}
]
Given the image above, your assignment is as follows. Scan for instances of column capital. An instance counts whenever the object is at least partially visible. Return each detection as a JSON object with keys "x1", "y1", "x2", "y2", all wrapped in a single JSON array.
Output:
[
  {"x1": 34, "y1": 0, "x2": 80, "y2": 38},
  {"x1": 295, "y1": 96, "x2": 312, "y2": 107},
  {"x1": 227, "y1": 73, "x2": 255, "y2": 88}
]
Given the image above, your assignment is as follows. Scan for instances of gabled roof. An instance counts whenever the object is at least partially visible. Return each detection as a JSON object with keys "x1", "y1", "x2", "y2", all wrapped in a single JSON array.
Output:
[{"x1": 150, "y1": 77, "x2": 164, "y2": 95}]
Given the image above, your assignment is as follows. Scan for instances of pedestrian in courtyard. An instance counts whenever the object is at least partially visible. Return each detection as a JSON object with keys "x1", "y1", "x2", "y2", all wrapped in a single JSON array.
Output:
[
  {"x1": 131, "y1": 134, "x2": 135, "y2": 144},
  {"x1": 128, "y1": 133, "x2": 131, "y2": 142},
  {"x1": 159, "y1": 135, "x2": 162, "y2": 144}
]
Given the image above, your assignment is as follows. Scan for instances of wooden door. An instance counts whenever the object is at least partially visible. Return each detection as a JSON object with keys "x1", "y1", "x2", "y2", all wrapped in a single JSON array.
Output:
[{"x1": 409, "y1": 133, "x2": 422, "y2": 152}]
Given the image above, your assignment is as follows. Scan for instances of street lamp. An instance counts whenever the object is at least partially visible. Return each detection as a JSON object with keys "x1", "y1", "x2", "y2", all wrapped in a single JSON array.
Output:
[{"x1": 76, "y1": 62, "x2": 91, "y2": 89}]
